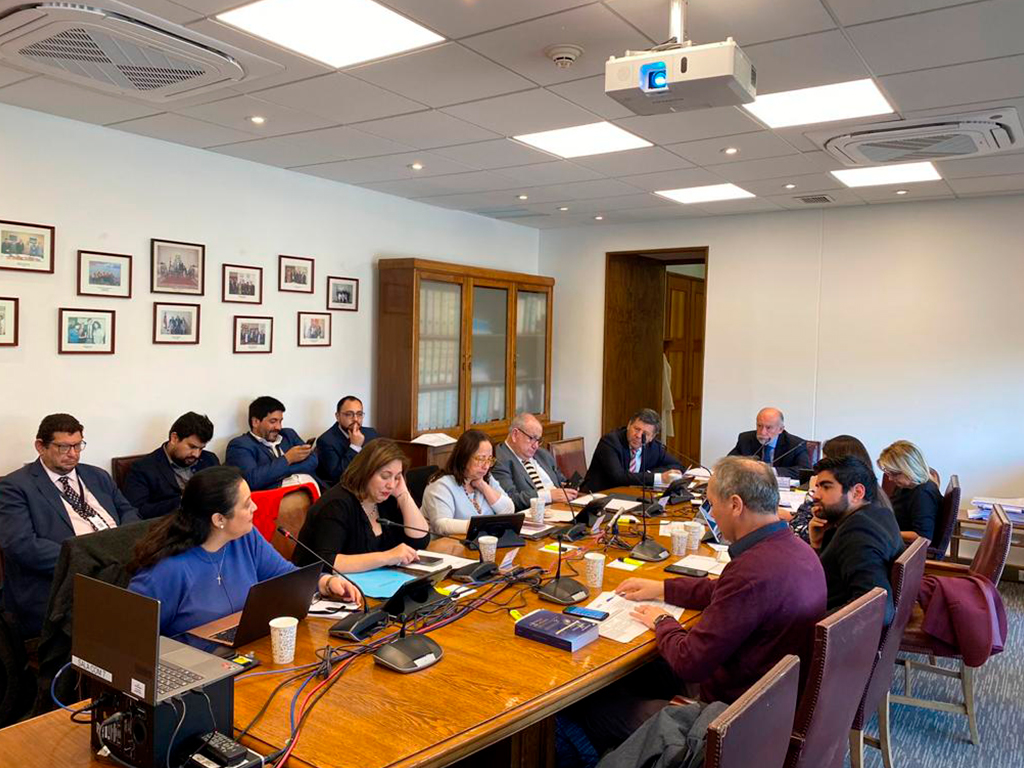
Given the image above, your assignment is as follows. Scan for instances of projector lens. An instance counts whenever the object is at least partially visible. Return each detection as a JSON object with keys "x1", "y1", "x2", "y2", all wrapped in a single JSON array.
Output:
[
  {"x1": 651, "y1": 72, "x2": 666, "y2": 88},
  {"x1": 640, "y1": 62, "x2": 668, "y2": 92}
]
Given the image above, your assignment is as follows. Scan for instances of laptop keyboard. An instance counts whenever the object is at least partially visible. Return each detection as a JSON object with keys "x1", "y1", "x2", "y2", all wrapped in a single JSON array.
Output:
[
  {"x1": 157, "y1": 662, "x2": 202, "y2": 695},
  {"x1": 211, "y1": 626, "x2": 238, "y2": 644}
]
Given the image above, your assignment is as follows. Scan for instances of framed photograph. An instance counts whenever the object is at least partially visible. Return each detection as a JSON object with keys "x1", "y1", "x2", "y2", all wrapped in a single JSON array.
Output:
[
  {"x1": 0, "y1": 296, "x2": 18, "y2": 346},
  {"x1": 234, "y1": 315, "x2": 273, "y2": 354},
  {"x1": 0, "y1": 219, "x2": 54, "y2": 273},
  {"x1": 58, "y1": 307, "x2": 115, "y2": 354},
  {"x1": 153, "y1": 302, "x2": 200, "y2": 345},
  {"x1": 279, "y1": 254, "x2": 314, "y2": 293},
  {"x1": 297, "y1": 312, "x2": 331, "y2": 347},
  {"x1": 151, "y1": 238, "x2": 205, "y2": 295},
  {"x1": 222, "y1": 263, "x2": 263, "y2": 304},
  {"x1": 326, "y1": 275, "x2": 359, "y2": 312},
  {"x1": 77, "y1": 250, "x2": 132, "y2": 298}
]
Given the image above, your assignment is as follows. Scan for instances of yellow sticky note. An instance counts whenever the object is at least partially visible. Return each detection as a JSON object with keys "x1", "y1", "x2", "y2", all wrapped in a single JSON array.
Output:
[
  {"x1": 622, "y1": 557, "x2": 644, "y2": 567},
  {"x1": 437, "y1": 585, "x2": 457, "y2": 596}
]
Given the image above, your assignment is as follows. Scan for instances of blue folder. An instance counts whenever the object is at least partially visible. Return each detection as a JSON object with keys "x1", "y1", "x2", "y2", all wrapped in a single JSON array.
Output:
[{"x1": 346, "y1": 568, "x2": 415, "y2": 599}]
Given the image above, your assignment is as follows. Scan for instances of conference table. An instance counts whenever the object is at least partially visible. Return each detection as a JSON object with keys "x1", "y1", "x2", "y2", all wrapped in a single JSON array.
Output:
[{"x1": 0, "y1": 487, "x2": 711, "y2": 768}]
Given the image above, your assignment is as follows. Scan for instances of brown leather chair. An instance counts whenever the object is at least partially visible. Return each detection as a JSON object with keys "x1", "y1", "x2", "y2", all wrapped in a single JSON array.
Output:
[
  {"x1": 548, "y1": 437, "x2": 587, "y2": 482},
  {"x1": 784, "y1": 588, "x2": 887, "y2": 768},
  {"x1": 706, "y1": 655, "x2": 800, "y2": 768},
  {"x1": 804, "y1": 440, "x2": 821, "y2": 467},
  {"x1": 110, "y1": 454, "x2": 147, "y2": 491},
  {"x1": 894, "y1": 504, "x2": 1012, "y2": 745},
  {"x1": 927, "y1": 475, "x2": 960, "y2": 560},
  {"x1": 845, "y1": 538, "x2": 928, "y2": 768}
]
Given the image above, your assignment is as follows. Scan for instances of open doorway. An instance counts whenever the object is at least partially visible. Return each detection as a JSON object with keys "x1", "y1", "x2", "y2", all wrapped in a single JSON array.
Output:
[{"x1": 602, "y1": 247, "x2": 708, "y2": 463}]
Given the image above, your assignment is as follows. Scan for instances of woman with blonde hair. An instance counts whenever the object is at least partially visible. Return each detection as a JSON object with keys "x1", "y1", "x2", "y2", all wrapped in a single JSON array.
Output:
[{"x1": 877, "y1": 440, "x2": 941, "y2": 544}]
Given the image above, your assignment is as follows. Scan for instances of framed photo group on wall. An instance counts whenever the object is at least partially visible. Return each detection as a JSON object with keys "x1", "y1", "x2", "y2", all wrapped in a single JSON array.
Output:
[
  {"x1": 152, "y1": 238, "x2": 205, "y2": 295},
  {"x1": 78, "y1": 250, "x2": 132, "y2": 298},
  {"x1": 154, "y1": 302, "x2": 200, "y2": 344},
  {"x1": 58, "y1": 307, "x2": 115, "y2": 354},
  {"x1": 0, "y1": 219, "x2": 54, "y2": 273}
]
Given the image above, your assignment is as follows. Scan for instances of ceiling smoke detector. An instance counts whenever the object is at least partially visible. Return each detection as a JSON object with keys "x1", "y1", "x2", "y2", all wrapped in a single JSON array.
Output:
[{"x1": 545, "y1": 44, "x2": 583, "y2": 69}]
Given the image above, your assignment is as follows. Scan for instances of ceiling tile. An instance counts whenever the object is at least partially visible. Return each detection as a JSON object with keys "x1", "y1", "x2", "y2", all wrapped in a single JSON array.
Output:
[
  {"x1": 253, "y1": 73, "x2": 426, "y2": 124},
  {"x1": 852, "y1": 179, "x2": 956, "y2": 202},
  {"x1": 847, "y1": 2, "x2": 1024, "y2": 76},
  {"x1": 548, "y1": 75, "x2": 636, "y2": 120},
  {"x1": 497, "y1": 213, "x2": 582, "y2": 229},
  {"x1": 618, "y1": 166, "x2": 726, "y2": 191},
  {"x1": 606, "y1": 0, "x2": 836, "y2": 46},
  {"x1": 736, "y1": 172, "x2": 845, "y2": 197},
  {"x1": 121, "y1": 0, "x2": 206, "y2": 24},
  {"x1": 362, "y1": 170, "x2": 522, "y2": 197},
  {"x1": 377, "y1": 0, "x2": 594, "y2": 39},
  {"x1": 828, "y1": 0, "x2": 977, "y2": 26},
  {"x1": 112, "y1": 113, "x2": 256, "y2": 147},
  {"x1": 690, "y1": 197, "x2": 784, "y2": 214},
  {"x1": 711, "y1": 152, "x2": 847, "y2": 182},
  {"x1": 172, "y1": 0, "x2": 253, "y2": 14},
  {"x1": 177, "y1": 94, "x2": 334, "y2": 137},
  {"x1": 354, "y1": 110, "x2": 500, "y2": 148},
  {"x1": 349, "y1": 43, "x2": 533, "y2": 108},
  {"x1": 430, "y1": 139, "x2": 557, "y2": 169},
  {"x1": 295, "y1": 151, "x2": 476, "y2": 183},
  {"x1": 614, "y1": 106, "x2": 762, "y2": 145},
  {"x1": 744, "y1": 31, "x2": 870, "y2": 94},
  {"x1": 881, "y1": 55, "x2": 1024, "y2": 113},
  {"x1": 210, "y1": 126, "x2": 412, "y2": 167},
  {"x1": 938, "y1": 150, "x2": 1024, "y2": 179},
  {"x1": 493, "y1": 161, "x2": 603, "y2": 186},
  {"x1": 461, "y1": 4, "x2": 652, "y2": 86},
  {"x1": 0, "y1": 78, "x2": 159, "y2": 124},
  {"x1": 666, "y1": 130, "x2": 798, "y2": 166},
  {"x1": 613, "y1": 205, "x2": 708, "y2": 221},
  {"x1": 526, "y1": 193, "x2": 665, "y2": 215},
  {"x1": 764, "y1": 188, "x2": 867, "y2": 209},
  {"x1": 0, "y1": 65, "x2": 32, "y2": 89},
  {"x1": 507, "y1": 177, "x2": 643, "y2": 203},
  {"x1": 442, "y1": 89, "x2": 598, "y2": 135},
  {"x1": 417, "y1": 189, "x2": 539, "y2": 210},
  {"x1": 946, "y1": 172, "x2": 1024, "y2": 195},
  {"x1": 570, "y1": 146, "x2": 693, "y2": 176}
]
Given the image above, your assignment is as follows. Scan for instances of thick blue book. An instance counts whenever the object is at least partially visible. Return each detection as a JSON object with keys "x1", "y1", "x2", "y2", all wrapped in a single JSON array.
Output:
[{"x1": 514, "y1": 609, "x2": 600, "y2": 652}]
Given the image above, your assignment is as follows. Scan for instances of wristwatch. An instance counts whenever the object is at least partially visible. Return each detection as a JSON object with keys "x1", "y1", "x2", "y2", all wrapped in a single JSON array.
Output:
[{"x1": 653, "y1": 613, "x2": 675, "y2": 630}]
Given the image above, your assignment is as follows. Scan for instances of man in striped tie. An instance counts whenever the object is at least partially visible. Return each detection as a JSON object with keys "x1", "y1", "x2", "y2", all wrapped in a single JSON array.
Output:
[
  {"x1": 581, "y1": 409, "x2": 684, "y2": 493},
  {"x1": 492, "y1": 414, "x2": 578, "y2": 511}
]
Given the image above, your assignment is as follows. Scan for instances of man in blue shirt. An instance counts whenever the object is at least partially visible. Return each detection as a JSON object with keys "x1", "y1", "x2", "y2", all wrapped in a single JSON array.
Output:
[
  {"x1": 315, "y1": 395, "x2": 380, "y2": 487},
  {"x1": 225, "y1": 396, "x2": 319, "y2": 491},
  {"x1": 728, "y1": 407, "x2": 810, "y2": 480}
]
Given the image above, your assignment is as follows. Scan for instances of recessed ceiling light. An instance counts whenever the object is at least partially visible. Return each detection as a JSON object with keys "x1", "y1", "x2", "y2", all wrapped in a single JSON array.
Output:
[
  {"x1": 895, "y1": 189, "x2": 909, "y2": 195},
  {"x1": 248, "y1": 115, "x2": 266, "y2": 125},
  {"x1": 722, "y1": 147, "x2": 740, "y2": 155},
  {"x1": 218, "y1": 0, "x2": 444, "y2": 69},
  {"x1": 408, "y1": 161, "x2": 424, "y2": 171},
  {"x1": 655, "y1": 183, "x2": 755, "y2": 204},
  {"x1": 512, "y1": 121, "x2": 651, "y2": 159},
  {"x1": 558, "y1": 206, "x2": 569, "y2": 211},
  {"x1": 830, "y1": 162, "x2": 940, "y2": 188},
  {"x1": 784, "y1": 183, "x2": 797, "y2": 190},
  {"x1": 742, "y1": 79, "x2": 893, "y2": 128},
  {"x1": 594, "y1": 215, "x2": 604, "y2": 221},
  {"x1": 517, "y1": 194, "x2": 529, "y2": 200}
]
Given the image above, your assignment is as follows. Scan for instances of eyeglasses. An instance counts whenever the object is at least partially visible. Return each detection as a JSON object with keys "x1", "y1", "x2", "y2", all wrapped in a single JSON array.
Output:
[
  {"x1": 515, "y1": 428, "x2": 542, "y2": 445},
  {"x1": 471, "y1": 455, "x2": 497, "y2": 466},
  {"x1": 340, "y1": 411, "x2": 364, "y2": 419},
  {"x1": 51, "y1": 441, "x2": 86, "y2": 455}
]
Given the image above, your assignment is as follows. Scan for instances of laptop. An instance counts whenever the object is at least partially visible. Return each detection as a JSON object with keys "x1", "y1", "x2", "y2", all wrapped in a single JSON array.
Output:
[
  {"x1": 71, "y1": 575, "x2": 240, "y2": 706},
  {"x1": 189, "y1": 563, "x2": 322, "y2": 648},
  {"x1": 699, "y1": 499, "x2": 722, "y2": 543}
]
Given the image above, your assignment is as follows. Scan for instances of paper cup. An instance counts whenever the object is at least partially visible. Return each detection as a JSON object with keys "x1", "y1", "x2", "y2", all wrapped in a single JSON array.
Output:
[
  {"x1": 529, "y1": 497, "x2": 546, "y2": 524},
  {"x1": 478, "y1": 534, "x2": 499, "y2": 563},
  {"x1": 684, "y1": 521, "x2": 704, "y2": 551},
  {"x1": 584, "y1": 552, "x2": 606, "y2": 589},
  {"x1": 669, "y1": 523, "x2": 688, "y2": 556},
  {"x1": 269, "y1": 616, "x2": 298, "y2": 664}
]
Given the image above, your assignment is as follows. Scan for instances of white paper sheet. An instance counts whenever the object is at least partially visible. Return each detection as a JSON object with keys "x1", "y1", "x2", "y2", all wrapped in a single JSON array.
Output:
[
  {"x1": 673, "y1": 554, "x2": 728, "y2": 576},
  {"x1": 403, "y1": 551, "x2": 476, "y2": 573},
  {"x1": 410, "y1": 432, "x2": 457, "y2": 446},
  {"x1": 586, "y1": 591, "x2": 687, "y2": 643},
  {"x1": 778, "y1": 490, "x2": 808, "y2": 509}
]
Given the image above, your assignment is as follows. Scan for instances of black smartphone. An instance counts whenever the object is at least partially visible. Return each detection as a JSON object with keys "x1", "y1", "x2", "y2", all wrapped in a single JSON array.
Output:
[
  {"x1": 415, "y1": 554, "x2": 443, "y2": 566},
  {"x1": 305, "y1": 437, "x2": 316, "y2": 446},
  {"x1": 563, "y1": 606, "x2": 610, "y2": 621},
  {"x1": 664, "y1": 564, "x2": 709, "y2": 578}
]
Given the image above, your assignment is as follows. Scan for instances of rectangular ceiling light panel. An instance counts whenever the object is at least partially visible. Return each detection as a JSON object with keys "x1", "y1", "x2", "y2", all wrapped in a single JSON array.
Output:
[
  {"x1": 655, "y1": 183, "x2": 755, "y2": 204},
  {"x1": 743, "y1": 79, "x2": 894, "y2": 129},
  {"x1": 830, "y1": 161, "x2": 941, "y2": 187},
  {"x1": 513, "y1": 122, "x2": 652, "y2": 159}
]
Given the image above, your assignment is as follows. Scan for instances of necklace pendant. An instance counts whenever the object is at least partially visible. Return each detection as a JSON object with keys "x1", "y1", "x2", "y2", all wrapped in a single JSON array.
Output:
[{"x1": 217, "y1": 574, "x2": 222, "y2": 585}]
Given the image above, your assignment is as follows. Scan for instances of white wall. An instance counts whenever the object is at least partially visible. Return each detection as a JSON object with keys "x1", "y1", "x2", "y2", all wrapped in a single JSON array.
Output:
[
  {"x1": 0, "y1": 103, "x2": 538, "y2": 476},
  {"x1": 539, "y1": 195, "x2": 1024, "y2": 499}
]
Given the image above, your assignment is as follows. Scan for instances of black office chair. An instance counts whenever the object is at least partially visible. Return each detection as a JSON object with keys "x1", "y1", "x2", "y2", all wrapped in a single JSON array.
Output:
[{"x1": 405, "y1": 465, "x2": 438, "y2": 508}]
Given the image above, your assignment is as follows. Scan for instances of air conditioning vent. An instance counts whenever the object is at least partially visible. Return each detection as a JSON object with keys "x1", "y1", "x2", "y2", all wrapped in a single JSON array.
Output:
[{"x1": 795, "y1": 195, "x2": 834, "y2": 204}]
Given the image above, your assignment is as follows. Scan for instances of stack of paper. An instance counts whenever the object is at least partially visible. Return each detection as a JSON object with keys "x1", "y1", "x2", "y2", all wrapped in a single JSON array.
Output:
[
  {"x1": 403, "y1": 551, "x2": 476, "y2": 573},
  {"x1": 585, "y1": 592, "x2": 687, "y2": 643},
  {"x1": 969, "y1": 497, "x2": 1024, "y2": 523},
  {"x1": 672, "y1": 554, "x2": 729, "y2": 576},
  {"x1": 779, "y1": 490, "x2": 808, "y2": 510}
]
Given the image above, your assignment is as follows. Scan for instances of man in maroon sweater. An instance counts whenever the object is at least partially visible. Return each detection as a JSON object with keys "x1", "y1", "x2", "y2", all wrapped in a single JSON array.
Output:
[{"x1": 564, "y1": 457, "x2": 826, "y2": 757}]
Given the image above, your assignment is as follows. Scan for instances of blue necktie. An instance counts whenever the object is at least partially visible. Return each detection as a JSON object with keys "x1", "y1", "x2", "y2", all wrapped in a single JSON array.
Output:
[{"x1": 763, "y1": 444, "x2": 773, "y2": 464}]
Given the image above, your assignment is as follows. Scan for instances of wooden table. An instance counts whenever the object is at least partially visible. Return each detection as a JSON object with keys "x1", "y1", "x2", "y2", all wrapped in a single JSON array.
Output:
[
  {"x1": 0, "y1": 488, "x2": 706, "y2": 768},
  {"x1": 950, "y1": 508, "x2": 1024, "y2": 578}
]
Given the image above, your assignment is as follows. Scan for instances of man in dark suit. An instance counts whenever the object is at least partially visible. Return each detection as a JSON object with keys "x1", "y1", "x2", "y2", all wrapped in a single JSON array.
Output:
[
  {"x1": 0, "y1": 413, "x2": 139, "y2": 637},
  {"x1": 728, "y1": 407, "x2": 810, "y2": 480},
  {"x1": 123, "y1": 412, "x2": 219, "y2": 519},
  {"x1": 315, "y1": 395, "x2": 379, "y2": 487},
  {"x1": 492, "y1": 413, "x2": 579, "y2": 511},
  {"x1": 582, "y1": 409, "x2": 683, "y2": 492},
  {"x1": 225, "y1": 396, "x2": 319, "y2": 491}
]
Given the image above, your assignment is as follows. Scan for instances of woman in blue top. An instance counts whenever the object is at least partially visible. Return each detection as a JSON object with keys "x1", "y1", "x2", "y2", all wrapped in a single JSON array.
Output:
[
  {"x1": 421, "y1": 429, "x2": 514, "y2": 536},
  {"x1": 128, "y1": 465, "x2": 359, "y2": 643}
]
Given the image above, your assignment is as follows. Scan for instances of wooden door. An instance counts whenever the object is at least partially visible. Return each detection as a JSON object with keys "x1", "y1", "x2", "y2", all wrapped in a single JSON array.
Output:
[
  {"x1": 663, "y1": 273, "x2": 705, "y2": 462},
  {"x1": 601, "y1": 254, "x2": 666, "y2": 434}
]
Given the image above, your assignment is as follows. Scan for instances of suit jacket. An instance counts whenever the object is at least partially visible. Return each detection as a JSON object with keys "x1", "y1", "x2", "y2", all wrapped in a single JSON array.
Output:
[
  {"x1": 727, "y1": 430, "x2": 810, "y2": 479},
  {"x1": 225, "y1": 428, "x2": 319, "y2": 492},
  {"x1": 315, "y1": 423, "x2": 380, "y2": 487},
  {"x1": 0, "y1": 459, "x2": 139, "y2": 637},
  {"x1": 122, "y1": 445, "x2": 219, "y2": 520},
  {"x1": 581, "y1": 427, "x2": 682, "y2": 493},
  {"x1": 491, "y1": 442, "x2": 566, "y2": 511}
]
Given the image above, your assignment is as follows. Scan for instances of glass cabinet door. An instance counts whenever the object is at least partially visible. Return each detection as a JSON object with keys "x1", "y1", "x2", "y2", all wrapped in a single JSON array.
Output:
[
  {"x1": 515, "y1": 289, "x2": 548, "y2": 415},
  {"x1": 416, "y1": 279, "x2": 462, "y2": 432},
  {"x1": 469, "y1": 285, "x2": 508, "y2": 425}
]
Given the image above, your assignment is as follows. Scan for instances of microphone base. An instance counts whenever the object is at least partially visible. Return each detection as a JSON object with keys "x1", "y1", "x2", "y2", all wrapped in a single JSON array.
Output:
[
  {"x1": 329, "y1": 608, "x2": 387, "y2": 641},
  {"x1": 631, "y1": 538, "x2": 670, "y2": 562},
  {"x1": 450, "y1": 562, "x2": 500, "y2": 583},
  {"x1": 373, "y1": 634, "x2": 443, "y2": 673},
  {"x1": 537, "y1": 577, "x2": 589, "y2": 605}
]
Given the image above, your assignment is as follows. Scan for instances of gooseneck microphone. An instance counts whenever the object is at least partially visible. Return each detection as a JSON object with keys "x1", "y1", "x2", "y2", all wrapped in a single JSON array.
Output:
[
  {"x1": 770, "y1": 440, "x2": 809, "y2": 467},
  {"x1": 537, "y1": 526, "x2": 588, "y2": 605},
  {"x1": 630, "y1": 433, "x2": 669, "y2": 562}
]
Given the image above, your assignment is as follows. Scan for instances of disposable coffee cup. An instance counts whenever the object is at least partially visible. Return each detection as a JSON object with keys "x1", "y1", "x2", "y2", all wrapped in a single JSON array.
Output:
[
  {"x1": 584, "y1": 552, "x2": 606, "y2": 589},
  {"x1": 529, "y1": 497, "x2": 546, "y2": 524},
  {"x1": 669, "y1": 523, "x2": 688, "y2": 556},
  {"x1": 478, "y1": 534, "x2": 499, "y2": 563},
  {"x1": 269, "y1": 616, "x2": 298, "y2": 664},
  {"x1": 684, "y1": 521, "x2": 704, "y2": 550}
]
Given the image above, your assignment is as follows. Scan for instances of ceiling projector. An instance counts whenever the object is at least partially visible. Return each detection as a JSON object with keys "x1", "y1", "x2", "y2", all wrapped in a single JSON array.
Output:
[{"x1": 605, "y1": 38, "x2": 756, "y2": 115}]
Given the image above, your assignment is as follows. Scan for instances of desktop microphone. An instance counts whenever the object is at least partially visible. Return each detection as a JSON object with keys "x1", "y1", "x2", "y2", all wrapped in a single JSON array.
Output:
[
  {"x1": 375, "y1": 518, "x2": 501, "y2": 582},
  {"x1": 276, "y1": 526, "x2": 387, "y2": 642},
  {"x1": 537, "y1": 527, "x2": 588, "y2": 606},
  {"x1": 630, "y1": 434, "x2": 669, "y2": 562}
]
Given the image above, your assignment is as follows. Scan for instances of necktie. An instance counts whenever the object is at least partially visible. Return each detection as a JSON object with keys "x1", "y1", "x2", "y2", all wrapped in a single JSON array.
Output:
[
  {"x1": 57, "y1": 476, "x2": 107, "y2": 532},
  {"x1": 763, "y1": 444, "x2": 773, "y2": 464},
  {"x1": 629, "y1": 449, "x2": 641, "y2": 473},
  {"x1": 524, "y1": 460, "x2": 545, "y2": 491}
]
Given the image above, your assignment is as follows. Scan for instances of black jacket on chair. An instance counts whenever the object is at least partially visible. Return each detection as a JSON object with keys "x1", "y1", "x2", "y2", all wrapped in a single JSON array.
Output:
[
  {"x1": 122, "y1": 445, "x2": 219, "y2": 520},
  {"x1": 727, "y1": 430, "x2": 810, "y2": 480},
  {"x1": 581, "y1": 428, "x2": 682, "y2": 492}
]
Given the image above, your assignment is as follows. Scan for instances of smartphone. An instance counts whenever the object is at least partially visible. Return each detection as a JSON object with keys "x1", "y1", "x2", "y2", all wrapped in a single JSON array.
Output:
[
  {"x1": 305, "y1": 437, "x2": 317, "y2": 446},
  {"x1": 563, "y1": 606, "x2": 610, "y2": 621},
  {"x1": 415, "y1": 554, "x2": 443, "y2": 566},
  {"x1": 664, "y1": 564, "x2": 709, "y2": 578}
]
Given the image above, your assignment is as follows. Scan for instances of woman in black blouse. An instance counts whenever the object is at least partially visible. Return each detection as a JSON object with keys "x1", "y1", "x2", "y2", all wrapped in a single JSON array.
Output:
[
  {"x1": 877, "y1": 440, "x2": 941, "y2": 544},
  {"x1": 293, "y1": 439, "x2": 430, "y2": 573}
]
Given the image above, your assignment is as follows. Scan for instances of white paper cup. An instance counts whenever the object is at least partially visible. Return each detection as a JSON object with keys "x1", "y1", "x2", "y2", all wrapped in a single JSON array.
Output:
[
  {"x1": 269, "y1": 616, "x2": 298, "y2": 664},
  {"x1": 684, "y1": 521, "x2": 704, "y2": 551},
  {"x1": 478, "y1": 534, "x2": 499, "y2": 563},
  {"x1": 529, "y1": 497, "x2": 546, "y2": 524},
  {"x1": 584, "y1": 552, "x2": 606, "y2": 589},
  {"x1": 669, "y1": 523, "x2": 688, "y2": 556}
]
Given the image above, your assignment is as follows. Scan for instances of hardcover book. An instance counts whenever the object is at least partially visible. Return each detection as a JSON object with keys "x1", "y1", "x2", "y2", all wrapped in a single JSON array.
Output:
[{"x1": 514, "y1": 609, "x2": 599, "y2": 652}]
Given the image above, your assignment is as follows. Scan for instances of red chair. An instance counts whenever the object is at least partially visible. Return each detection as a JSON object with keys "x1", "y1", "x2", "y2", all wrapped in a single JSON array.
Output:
[{"x1": 251, "y1": 483, "x2": 320, "y2": 560}]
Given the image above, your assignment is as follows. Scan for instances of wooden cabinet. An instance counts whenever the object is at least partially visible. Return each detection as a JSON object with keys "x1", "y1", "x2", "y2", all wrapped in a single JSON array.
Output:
[{"x1": 377, "y1": 258, "x2": 562, "y2": 447}]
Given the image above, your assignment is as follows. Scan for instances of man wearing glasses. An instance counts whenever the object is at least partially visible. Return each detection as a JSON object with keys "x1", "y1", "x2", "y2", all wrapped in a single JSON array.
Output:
[
  {"x1": 0, "y1": 413, "x2": 138, "y2": 637},
  {"x1": 315, "y1": 395, "x2": 380, "y2": 487},
  {"x1": 492, "y1": 413, "x2": 578, "y2": 511}
]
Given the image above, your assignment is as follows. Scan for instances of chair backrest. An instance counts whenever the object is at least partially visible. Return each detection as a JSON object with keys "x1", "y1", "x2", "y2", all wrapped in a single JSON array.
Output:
[
  {"x1": 928, "y1": 475, "x2": 960, "y2": 560},
  {"x1": 110, "y1": 454, "x2": 147, "y2": 490},
  {"x1": 850, "y1": 538, "x2": 928, "y2": 730},
  {"x1": 250, "y1": 483, "x2": 319, "y2": 556},
  {"x1": 706, "y1": 655, "x2": 800, "y2": 768},
  {"x1": 929, "y1": 467, "x2": 941, "y2": 489},
  {"x1": 970, "y1": 504, "x2": 1012, "y2": 585},
  {"x1": 548, "y1": 437, "x2": 587, "y2": 482},
  {"x1": 785, "y1": 588, "x2": 886, "y2": 768},
  {"x1": 405, "y1": 465, "x2": 437, "y2": 508},
  {"x1": 804, "y1": 440, "x2": 821, "y2": 467}
]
